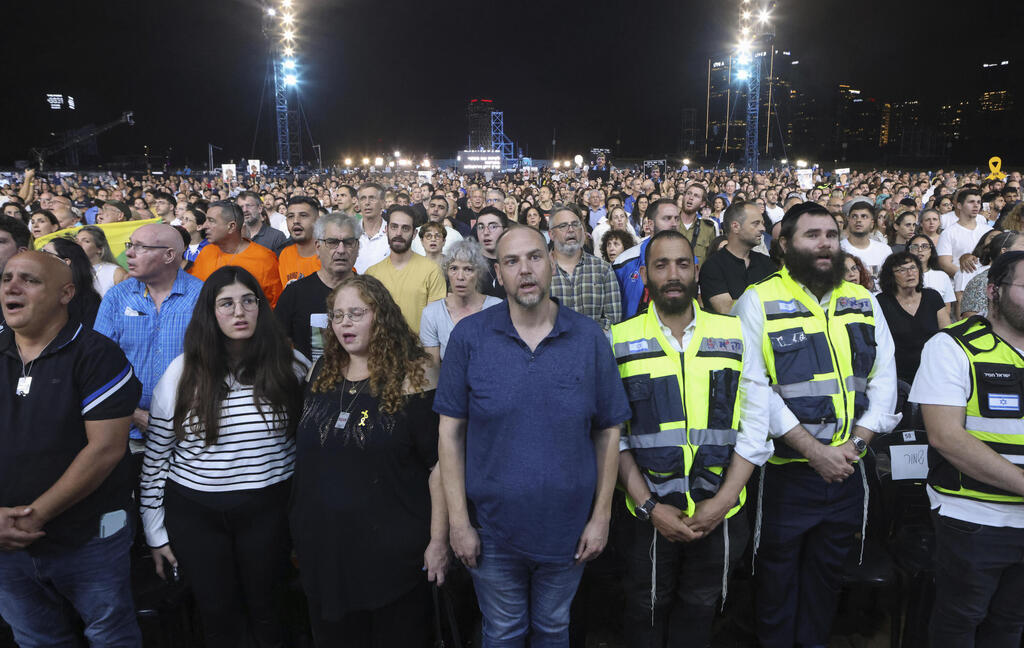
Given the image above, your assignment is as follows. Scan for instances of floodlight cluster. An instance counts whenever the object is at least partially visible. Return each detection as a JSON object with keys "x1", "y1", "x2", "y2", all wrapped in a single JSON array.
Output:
[{"x1": 267, "y1": 1, "x2": 300, "y2": 86}]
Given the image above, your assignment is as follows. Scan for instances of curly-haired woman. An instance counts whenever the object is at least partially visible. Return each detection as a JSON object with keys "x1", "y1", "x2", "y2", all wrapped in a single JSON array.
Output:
[{"x1": 290, "y1": 274, "x2": 447, "y2": 647}]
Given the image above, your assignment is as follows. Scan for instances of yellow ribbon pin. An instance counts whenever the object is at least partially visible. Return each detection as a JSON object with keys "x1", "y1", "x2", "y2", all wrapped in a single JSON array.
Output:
[
  {"x1": 987, "y1": 156, "x2": 1007, "y2": 181},
  {"x1": 358, "y1": 410, "x2": 369, "y2": 426}
]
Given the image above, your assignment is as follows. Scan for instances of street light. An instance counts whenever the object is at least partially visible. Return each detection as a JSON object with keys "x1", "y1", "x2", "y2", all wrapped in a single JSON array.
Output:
[{"x1": 266, "y1": 7, "x2": 276, "y2": 16}]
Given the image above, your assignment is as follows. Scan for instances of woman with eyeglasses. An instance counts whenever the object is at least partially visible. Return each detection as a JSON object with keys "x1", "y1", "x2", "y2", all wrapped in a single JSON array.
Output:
[
  {"x1": 417, "y1": 221, "x2": 447, "y2": 266},
  {"x1": 876, "y1": 252, "x2": 950, "y2": 384},
  {"x1": 140, "y1": 266, "x2": 307, "y2": 648},
  {"x1": 908, "y1": 233, "x2": 956, "y2": 319},
  {"x1": 290, "y1": 274, "x2": 446, "y2": 647}
]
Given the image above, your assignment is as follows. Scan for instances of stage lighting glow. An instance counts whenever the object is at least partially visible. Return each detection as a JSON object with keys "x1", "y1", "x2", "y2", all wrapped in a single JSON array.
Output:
[
  {"x1": 552, "y1": 161, "x2": 561, "y2": 168},
  {"x1": 344, "y1": 158, "x2": 352, "y2": 166},
  {"x1": 283, "y1": 59, "x2": 296, "y2": 70},
  {"x1": 573, "y1": 154, "x2": 584, "y2": 167},
  {"x1": 282, "y1": 13, "x2": 294, "y2": 24},
  {"x1": 742, "y1": 10, "x2": 751, "y2": 19},
  {"x1": 737, "y1": 69, "x2": 749, "y2": 81},
  {"x1": 283, "y1": 30, "x2": 295, "y2": 40},
  {"x1": 267, "y1": 7, "x2": 276, "y2": 16},
  {"x1": 282, "y1": 0, "x2": 292, "y2": 6},
  {"x1": 393, "y1": 150, "x2": 400, "y2": 158},
  {"x1": 563, "y1": 160, "x2": 571, "y2": 168},
  {"x1": 283, "y1": 46, "x2": 294, "y2": 56},
  {"x1": 796, "y1": 159, "x2": 808, "y2": 168},
  {"x1": 362, "y1": 157, "x2": 370, "y2": 165},
  {"x1": 421, "y1": 159, "x2": 430, "y2": 167},
  {"x1": 284, "y1": 74, "x2": 298, "y2": 86},
  {"x1": 780, "y1": 158, "x2": 788, "y2": 164},
  {"x1": 374, "y1": 157, "x2": 384, "y2": 166},
  {"x1": 682, "y1": 158, "x2": 691, "y2": 166},
  {"x1": 759, "y1": 9, "x2": 770, "y2": 22}
]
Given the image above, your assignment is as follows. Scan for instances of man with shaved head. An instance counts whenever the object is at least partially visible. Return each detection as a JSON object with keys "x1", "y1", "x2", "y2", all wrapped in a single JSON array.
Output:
[
  {"x1": 95, "y1": 223, "x2": 202, "y2": 446},
  {"x1": 0, "y1": 251, "x2": 143, "y2": 646}
]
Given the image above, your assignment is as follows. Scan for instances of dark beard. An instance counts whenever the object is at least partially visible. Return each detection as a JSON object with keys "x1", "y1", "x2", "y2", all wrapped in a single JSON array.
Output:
[
  {"x1": 784, "y1": 246, "x2": 845, "y2": 295},
  {"x1": 649, "y1": 278, "x2": 697, "y2": 315}
]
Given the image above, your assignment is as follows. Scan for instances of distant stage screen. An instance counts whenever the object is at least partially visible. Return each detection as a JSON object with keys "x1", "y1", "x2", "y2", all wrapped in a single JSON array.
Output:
[{"x1": 458, "y1": 151, "x2": 502, "y2": 172}]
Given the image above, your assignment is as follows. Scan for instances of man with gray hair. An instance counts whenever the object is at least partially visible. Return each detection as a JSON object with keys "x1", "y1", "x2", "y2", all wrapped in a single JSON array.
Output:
[
  {"x1": 237, "y1": 190, "x2": 286, "y2": 254},
  {"x1": 275, "y1": 213, "x2": 361, "y2": 361},
  {"x1": 95, "y1": 223, "x2": 203, "y2": 444},
  {"x1": 549, "y1": 204, "x2": 622, "y2": 331}
]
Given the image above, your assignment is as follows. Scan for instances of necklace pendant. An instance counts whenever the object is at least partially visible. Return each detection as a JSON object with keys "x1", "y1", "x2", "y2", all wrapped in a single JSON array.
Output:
[{"x1": 348, "y1": 385, "x2": 358, "y2": 394}]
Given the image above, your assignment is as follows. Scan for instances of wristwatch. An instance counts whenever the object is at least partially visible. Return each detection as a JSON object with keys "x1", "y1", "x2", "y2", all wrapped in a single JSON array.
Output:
[
  {"x1": 850, "y1": 435, "x2": 868, "y2": 454},
  {"x1": 636, "y1": 497, "x2": 657, "y2": 521}
]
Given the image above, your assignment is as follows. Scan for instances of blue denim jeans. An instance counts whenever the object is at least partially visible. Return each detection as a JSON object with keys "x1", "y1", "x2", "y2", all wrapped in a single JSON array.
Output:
[
  {"x1": 469, "y1": 533, "x2": 585, "y2": 648},
  {"x1": 0, "y1": 521, "x2": 141, "y2": 648}
]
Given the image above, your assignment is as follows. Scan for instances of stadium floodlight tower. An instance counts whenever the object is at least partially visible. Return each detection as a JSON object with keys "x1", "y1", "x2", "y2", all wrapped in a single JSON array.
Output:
[
  {"x1": 735, "y1": 0, "x2": 776, "y2": 171},
  {"x1": 263, "y1": 1, "x2": 302, "y2": 165},
  {"x1": 490, "y1": 112, "x2": 517, "y2": 170}
]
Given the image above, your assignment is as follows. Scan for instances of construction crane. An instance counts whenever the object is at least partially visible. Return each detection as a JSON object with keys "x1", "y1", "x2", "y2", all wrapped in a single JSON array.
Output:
[{"x1": 31, "y1": 111, "x2": 135, "y2": 169}]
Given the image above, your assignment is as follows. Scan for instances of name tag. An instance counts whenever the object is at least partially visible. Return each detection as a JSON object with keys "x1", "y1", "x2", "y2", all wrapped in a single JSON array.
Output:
[
  {"x1": 310, "y1": 313, "x2": 328, "y2": 328},
  {"x1": 335, "y1": 411, "x2": 350, "y2": 429},
  {"x1": 988, "y1": 394, "x2": 1020, "y2": 412},
  {"x1": 16, "y1": 376, "x2": 32, "y2": 396}
]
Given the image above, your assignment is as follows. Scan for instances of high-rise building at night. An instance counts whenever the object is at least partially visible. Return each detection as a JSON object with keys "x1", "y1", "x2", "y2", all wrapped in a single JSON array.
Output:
[{"x1": 466, "y1": 98, "x2": 493, "y2": 150}]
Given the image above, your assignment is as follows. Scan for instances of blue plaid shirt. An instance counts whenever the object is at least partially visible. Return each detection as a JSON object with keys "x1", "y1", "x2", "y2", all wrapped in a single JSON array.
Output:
[{"x1": 94, "y1": 270, "x2": 203, "y2": 437}]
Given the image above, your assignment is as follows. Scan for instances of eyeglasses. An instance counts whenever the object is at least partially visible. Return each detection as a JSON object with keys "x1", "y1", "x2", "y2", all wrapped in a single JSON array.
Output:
[
  {"x1": 329, "y1": 308, "x2": 370, "y2": 323},
  {"x1": 125, "y1": 241, "x2": 171, "y2": 253},
  {"x1": 215, "y1": 295, "x2": 259, "y2": 314},
  {"x1": 423, "y1": 233, "x2": 444, "y2": 241},
  {"x1": 907, "y1": 244, "x2": 931, "y2": 252},
  {"x1": 893, "y1": 265, "x2": 919, "y2": 275},
  {"x1": 319, "y1": 237, "x2": 359, "y2": 249},
  {"x1": 476, "y1": 223, "x2": 503, "y2": 232},
  {"x1": 550, "y1": 221, "x2": 583, "y2": 232}
]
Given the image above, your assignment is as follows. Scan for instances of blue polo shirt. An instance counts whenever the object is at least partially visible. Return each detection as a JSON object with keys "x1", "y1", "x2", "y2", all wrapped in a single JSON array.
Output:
[
  {"x1": 434, "y1": 300, "x2": 630, "y2": 562},
  {"x1": 94, "y1": 270, "x2": 203, "y2": 437}
]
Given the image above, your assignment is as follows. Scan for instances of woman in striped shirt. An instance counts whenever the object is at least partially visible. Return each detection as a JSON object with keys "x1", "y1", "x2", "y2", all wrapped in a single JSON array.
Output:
[{"x1": 140, "y1": 265, "x2": 307, "y2": 648}]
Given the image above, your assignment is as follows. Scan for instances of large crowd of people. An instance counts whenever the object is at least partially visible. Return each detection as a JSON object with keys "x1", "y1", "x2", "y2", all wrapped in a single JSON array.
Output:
[{"x1": 1, "y1": 159, "x2": 1023, "y2": 648}]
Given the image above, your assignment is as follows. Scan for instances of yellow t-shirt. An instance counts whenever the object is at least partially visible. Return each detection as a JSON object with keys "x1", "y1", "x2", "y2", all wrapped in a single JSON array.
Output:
[{"x1": 365, "y1": 253, "x2": 446, "y2": 334}]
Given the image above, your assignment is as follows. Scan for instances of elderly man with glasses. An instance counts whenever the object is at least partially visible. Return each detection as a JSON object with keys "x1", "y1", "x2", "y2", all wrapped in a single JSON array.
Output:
[{"x1": 549, "y1": 204, "x2": 622, "y2": 331}]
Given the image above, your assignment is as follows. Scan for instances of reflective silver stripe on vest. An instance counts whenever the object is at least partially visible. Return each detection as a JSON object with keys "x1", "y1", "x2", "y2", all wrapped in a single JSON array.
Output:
[
  {"x1": 627, "y1": 428, "x2": 688, "y2": 449},
  {"x1": 688, "y1": 428, "x2": 739, "y2": 446},
  {"x1": 764, "y1": 299, "x2": 813, "y2": 317},
  {"x1": 646, "y1": 476, "x2": 690, "y2": 499},
  {"x1": 846, "y1": 375, "x2": 868, "y2": 393},
  {"x1": 613, "y1": 337, "x2": 662, "y2": 359},
  {"x1": 771, "y1": 378, "x2": 841, "y2": 399},
  {"x1": 804, "y1": 421, "x2": 841, "y2": 441},
  {"x1": 966, "y1": 416, "x2": 1024, "y2": 437}
]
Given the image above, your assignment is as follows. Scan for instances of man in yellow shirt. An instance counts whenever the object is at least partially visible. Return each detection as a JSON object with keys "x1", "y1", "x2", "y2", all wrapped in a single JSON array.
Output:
[
  {"x1": 278, "y1": 197, "x2": 322, "y2": 286},
  {"x1": 366, "y1": 206, "x2": 446, "y2": 334}
]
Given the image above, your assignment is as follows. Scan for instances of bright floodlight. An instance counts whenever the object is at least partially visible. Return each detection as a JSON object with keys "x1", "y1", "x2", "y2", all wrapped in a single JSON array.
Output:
[
  {"x1": 282, "y1": 13, "x2": 294, "y2": 24},
  {"x1": 682, "y1": 158, "x2": 691, "y2": 166},
  {"x1": 421, "y1": 159, "x2": 430, "y2": 167},
  {"x1": 574, "y1": 154, "x2": 583, "y2": 167},
  {"x1": 563, "y1": 160, "x2": 571, "y2": 168},
  {"x1": 283, "y1": 59, "x2": 296, "y2": 70},
  {"x1": 737, "y1": 69, "x2": 750, "y2": 81},
  {"x1": 742, "y1": 10, "x2": 751, "y2": 19},
  {"x1": 796, "y1": 159, "x2": 808, "y2": 168},
  {"x1": 552, "y1": 161, "x2": 561, "y2": 169},
  {"x1": 282, "y1": 0, "x2": 292, "y2": 6},
  {"x1": 283, "y1": 46, "x2": 294, "y2": 56},
  {"x1": 780, "y1": 158, "x2": 788, "y2": 164},
  {"x1": 267, "y1": 8, "x2": 276, "y2": 16},
  {"x1": 283, "y1": 30, "x2": 295, "y2": 40},
  {"x1": 759, "y1": 9, "x2": 770, "y2": 22},
  {"x1": 344, "y1": 158, "x2": 352, "y2": 166},
  {"x1": 374, "y1": 156, "x2": 384, "y2": 166},
  {"x1": 361, "y1": 157, "x2": 370, "y2": 165},
  {"x1": 284, "y1": 74, "x2": 298, "y2": 86},
  {"x1": 393, "y1": 150, "x2": 400, "y2": 158}
]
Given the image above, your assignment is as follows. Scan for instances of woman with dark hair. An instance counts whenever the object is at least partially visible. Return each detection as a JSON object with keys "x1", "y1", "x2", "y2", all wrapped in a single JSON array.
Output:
[
  {"x1": 600, "y1": 228, "x2": 637, "y2": 264},
  {"x1": 29, "y1": 209, "x2": 60, "y2": 239},
  {"x1": 290, "y1": 274, "x2": 447, "y2": 647},
  {"x1": 2, "y1": 201, "x2": 29, "y2": 224},
  {"x1": 519, "y1": 204, "x2": 549, "y2": 242},
  {"x1": 887, "y1": 211, "x2": 918, "y2": 253},
  {"x1": 876, "y1": 252, "x2": 950, "y2": 384},
  {"x1": 417, "y1": 220, "x2": 446, "y2": 266},
  {"x1": 75, "y1": 225, "x2": 127, "y2": 296},
  {"x1": 41, "y1": 237, "x2": 102, "y2": 327},
  {"x1": 842, "y1": 252, "x2": 875, "y2": 292},
  {"x1": 907, "y1": 233, "x2": 956, "y2": 318},
  {"x1": 140, "y1": 266, "x2": 307, "y2": 648},
  {"x1": 630, "y1": 194, "x2": 649, "y2": 231}
]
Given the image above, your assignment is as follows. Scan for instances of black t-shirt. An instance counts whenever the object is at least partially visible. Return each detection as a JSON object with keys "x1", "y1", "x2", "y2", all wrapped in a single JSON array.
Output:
[
  {"x1": 877, "y1": 288, "x2": 945, "y2": 384},
  {"x1": 483, "y1": 256, "x2": 506, "y2": 299},
  {"x1": 275, "y1": 272, "x2": 333, "y2": 363},
  {"x1": 289, "y1": 361, "x2": 438, "y2": 617},
  {"x1": 0, "y1": 319, "x2": 141, "y2": 553},
  {"x1": 698, "y1": 248, "x2": 778, "y2": 314}
]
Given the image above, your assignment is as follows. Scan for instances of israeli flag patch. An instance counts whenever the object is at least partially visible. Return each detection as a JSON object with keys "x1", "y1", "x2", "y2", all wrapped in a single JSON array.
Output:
[
  {"x1": 777, "y1": 300, "x2": 798, "y2": 313},
  {"x1": 628, "y1": 340, "x2": 649, "y2": 353},
  {"x1": 988, "y1": 394, "x2": 1020, "y2": 412}
]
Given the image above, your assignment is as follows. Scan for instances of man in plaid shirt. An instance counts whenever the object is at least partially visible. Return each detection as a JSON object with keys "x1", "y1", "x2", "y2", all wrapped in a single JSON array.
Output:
[{"x1": 549, "y1": 204, "x2": 622, "y2": 331}]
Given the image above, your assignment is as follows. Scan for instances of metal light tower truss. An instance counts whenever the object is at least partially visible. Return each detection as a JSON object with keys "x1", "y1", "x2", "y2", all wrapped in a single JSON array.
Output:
[
  {"x1": 273, "y1": 54, "x2": 294, "y2": 165},
  {"x1": 490, "y1": 112, "x2": 516, "y2": 168},
  {"x1": 737, "y1": 0, "x2": 775, "y2": 171},
  {"x1": 744, "y1": 57, "x2": 761, "y2": 172},
  {"x1": 264, "y1": 1, "x2": 302, "y2": 165}
]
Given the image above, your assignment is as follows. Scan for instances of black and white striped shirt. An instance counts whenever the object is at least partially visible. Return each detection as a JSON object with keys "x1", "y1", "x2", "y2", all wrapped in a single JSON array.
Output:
[{"x1": 140, "y1": 351, "x2": 309, "y2": 547}]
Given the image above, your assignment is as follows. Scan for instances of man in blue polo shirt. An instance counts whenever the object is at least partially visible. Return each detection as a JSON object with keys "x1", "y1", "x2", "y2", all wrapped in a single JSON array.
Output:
[
  {"x1": 0, "y1": 251, "x2": 142, "y2": 646},
  {"x1": 95, "y1": 223, "x2": 202, "y2": 445},
  {"x1": 436, "y1": 225, "x2": 631, "y2": 648}
]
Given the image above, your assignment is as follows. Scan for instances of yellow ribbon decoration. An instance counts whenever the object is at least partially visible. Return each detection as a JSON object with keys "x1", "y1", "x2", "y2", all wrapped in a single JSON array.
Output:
[{"x1": 987, "y1": 156, "x2": 1007, "y2": 181}]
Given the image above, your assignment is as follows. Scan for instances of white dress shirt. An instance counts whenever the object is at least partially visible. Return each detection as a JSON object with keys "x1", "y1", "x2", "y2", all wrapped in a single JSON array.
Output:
[
  {"x1": 354, "y1": 216, "x2": 390, "y2": 274},
  {"x1": 732, "y1": 279, "x2": 901, "y2": 442}
]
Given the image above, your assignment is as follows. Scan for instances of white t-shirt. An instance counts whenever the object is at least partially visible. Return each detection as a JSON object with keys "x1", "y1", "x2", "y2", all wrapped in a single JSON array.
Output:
[
  {"x1": 923, "y1": 269, "x2": 955, "y2": 304},
  {"x1": 410, "y1": 225, "x2": 464, "y2": 256},
  {"x1": 909, "y1": 333, "x2": 1024, "y2": 528},
  {"x1": 940, "y1": 211, "x2": 986, "y2": 231},
  {"x1": 765, "y1": 205, "x2": 785, "y2": 225},
  {"x1": 354, "y1": 218, "x2": 391, "y2": 274},
  {"x1": 954, "y1": 264, "x2": 986, "y2": 293},
  {"x1": 936, "y1": 220, "x2": 992, "y2": 271},
  {"x1": 841, "y1": 237, "x2": 892, "y2": 288}
]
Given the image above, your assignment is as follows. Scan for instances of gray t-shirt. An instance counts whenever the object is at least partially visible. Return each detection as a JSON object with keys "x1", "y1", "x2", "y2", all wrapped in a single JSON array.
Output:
[{"x1": 419, "y1": 296, "x2": 502, "y2": 359}]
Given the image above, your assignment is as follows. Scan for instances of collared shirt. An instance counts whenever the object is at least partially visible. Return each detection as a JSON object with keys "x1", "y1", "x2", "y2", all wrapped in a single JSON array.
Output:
[
  {"x1": 355, "y1": 216, "x2": 390, "y2": 274},
  {"x1": 251, "y1": 221, "x2": 288, "y2": 255},
  {"x1": 94, "y1": 270, "x2": 203, "y2": 419},
  {"x1": 0, "y1": 318, "x2": 141, "y2": 551},
  {"x1": 732, "y1": 278, "x2": 900, "y2": 439},
  {"x1": 434, "y1": 300, "x2": 631, "y2": 561},
  {"x1": 550, "y1": 251, "x2": 622, "y2": 331},
  {"x1": 615, "y1": 305, "x2": 773, "y2": 465},
  {"x1": 587, "y1": 206, "x2": 607, "y2": 230}
]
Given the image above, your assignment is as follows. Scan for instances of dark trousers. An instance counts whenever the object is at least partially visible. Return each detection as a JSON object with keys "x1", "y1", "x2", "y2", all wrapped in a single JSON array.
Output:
[
  {"x1": 754, "y1": 462, "x2": 863, "y2": 648},
  {"x1": 307, "y1": 579, "x2": 431, "y2": 648},
  {"x1": 623, "y1": 509, "x2": 749, "y2": 648},
  {"x1": 929, "y1": 512, "x2": 1024, "y2": 647},
  {"x1": 163, "y1": 480, "x2": 292, "y2": 648}
]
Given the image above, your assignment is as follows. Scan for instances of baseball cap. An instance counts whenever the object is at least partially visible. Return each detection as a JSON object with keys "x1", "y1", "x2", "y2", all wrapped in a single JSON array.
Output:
[{"x1": 101, "y1": 200, "x2": 132, "y2": 221}]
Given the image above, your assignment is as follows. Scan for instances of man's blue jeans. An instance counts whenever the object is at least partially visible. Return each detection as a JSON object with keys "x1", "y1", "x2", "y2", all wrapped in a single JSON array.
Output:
[
  {"x1": 470, "y1": 533, "x2": 585, "y2": 648},
  {"x1": 0, "y1": 522, "x2": 141, "y2": 648}
]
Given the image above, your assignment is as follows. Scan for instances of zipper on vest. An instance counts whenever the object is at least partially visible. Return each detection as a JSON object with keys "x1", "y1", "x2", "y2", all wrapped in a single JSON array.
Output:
[{"x1": 822, "y1": 308, "x2": 849, "y2": 437}]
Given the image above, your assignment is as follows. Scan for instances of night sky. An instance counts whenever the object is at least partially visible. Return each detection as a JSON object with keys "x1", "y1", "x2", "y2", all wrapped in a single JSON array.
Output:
[{"x1": 3, "y1": 0, "x2": 1018, "y2": 167}]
